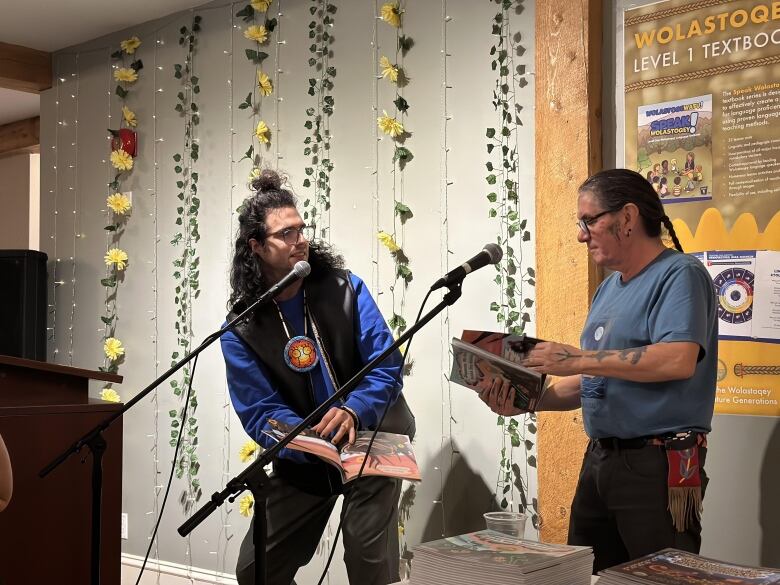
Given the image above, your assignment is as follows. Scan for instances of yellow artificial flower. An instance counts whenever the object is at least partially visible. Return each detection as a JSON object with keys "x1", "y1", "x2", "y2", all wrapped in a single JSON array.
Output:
[
  {"x1": 244, "y1": 25, "x2": 268, "y2": 43},
  {"x1": 255, "y1": 120, "x2": 270, "y2": 144},
  {"x1": 238, "y1": 494, "x2": 254, "y2": 517},
  {"x1": 380, "y1": 56, "x2": 399, "y2": 83},
  {"x1": 248, "y1": 167, "x2": 261, "y2": 183},
  {"x1": 380, "y1": 2, "x2": 402, "y2": 27},
  {"x1": 100, "y1": 388, "x2": 122, "y2": 403},
  {"x1": 106, "y1": 192, "x2": 132, "y2": 215},
  {"x1": 239, "y1": 440, "x2": 259, "y2": 463},
  {"x1": 377, "y1": 111, "x2": 404, "y2": 138},
  {"x1": 257, "y1": 71, "x2": 273, "y2": 96},
  {"x1": 104, "y1": 337, "x2": 125, "y2": 361},
  {"x1": 377, "y1": 231, "x2": 401, "y2": 253},
  {"x1": 114, "y1": 68, "x2": 138, "y2": 83},
  {"x1": 120, "y1": 36, "x2": 142, "y2": 54},
  {"x1": 104, "y1": 247, "x2": 129, "y2": 271},
  {"x1": 122, "y1": 105, "x2": 137, "y2": 127},
  {"x1": 110, "y1": 149, "x2": 134, "y2": 171},
  {"x1": 251, "y1": 0, "x2": 272, "y2": 12}
]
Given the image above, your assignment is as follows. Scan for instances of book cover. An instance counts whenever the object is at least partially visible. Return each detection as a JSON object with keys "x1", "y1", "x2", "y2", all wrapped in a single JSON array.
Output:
[
  {"x1": 414, "y1": 530, "x2": 591, "y2": 571},
  {"x1": 450, "y1": 330, "x2": 547, "y2": 411},
  {"x1": 602, "y1": 548, "x2": 780, "y2": 585},
  {"x1": 264, "y1": 419, "x2": 421, "y2": 483}
]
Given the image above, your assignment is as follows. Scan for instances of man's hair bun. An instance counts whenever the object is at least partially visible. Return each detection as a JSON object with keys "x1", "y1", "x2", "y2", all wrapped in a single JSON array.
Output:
[{"x1": 251, "y1": 169, "x2": 282, "y2": 193}]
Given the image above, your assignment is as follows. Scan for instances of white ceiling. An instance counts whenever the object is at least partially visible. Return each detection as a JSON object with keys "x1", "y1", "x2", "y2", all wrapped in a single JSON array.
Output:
[{"x1": 0, "y1": 0, "x2": 203, "y2": 125}]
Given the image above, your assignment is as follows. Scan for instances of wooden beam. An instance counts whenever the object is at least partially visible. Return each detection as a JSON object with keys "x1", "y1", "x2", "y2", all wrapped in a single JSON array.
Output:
[
  {"x1": 535, "y1": 0, "x2": 603, "y2": 544},
  {"x1": 0, "y1": 117, "x2": 40, "y2": 157},
  {"x1": 0, "y1": 42, "x2": 51, "y2": 93}
]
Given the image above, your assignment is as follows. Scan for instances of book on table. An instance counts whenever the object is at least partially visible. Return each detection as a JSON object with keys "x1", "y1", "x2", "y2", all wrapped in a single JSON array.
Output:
[
  {"x1": 598, "y1": 548, "x2": 780, "y2": 585},
  {"x1": 450, "y1": 330, "x2": 547, "y2": 412},
  {"x1": 410, "y1": 530, "x2": 593, "y2": 585},
  {"x1": 263, "y1": 418, "x2": 421, "y2": 484}
]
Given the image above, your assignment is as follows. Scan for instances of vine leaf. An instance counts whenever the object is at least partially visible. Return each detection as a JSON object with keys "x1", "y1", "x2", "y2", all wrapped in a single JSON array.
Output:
[
  {"x1": 245, "y1": 49, "x2": 269, "y2": 65},
  {"x1": 394, "y1": 201, "x2": 413, "y2": 223},
  {"x1": 393, "y1": 96, "x2": 410, "y2": 113}
]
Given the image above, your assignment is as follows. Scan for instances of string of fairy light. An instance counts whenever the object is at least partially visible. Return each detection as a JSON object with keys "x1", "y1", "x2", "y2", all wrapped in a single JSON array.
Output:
[
  {"x1": 217, "y1": 6, "x2": 237, "y2": 575},
  {"x1": 148, "y1": 31, "x2": 163, "y2": 568},
  {"x1": 47, "y1": 59, "x2": 61, "y2": 361},
  {"x1": 67, "y1": 59, "x2": 80, "y2": 366},
  {"x1": 273, "y1": 1, "x2": 284, "y2": 171},
  {"x1": 437, "y1": 0, "x2": 454, "y2": 539}
]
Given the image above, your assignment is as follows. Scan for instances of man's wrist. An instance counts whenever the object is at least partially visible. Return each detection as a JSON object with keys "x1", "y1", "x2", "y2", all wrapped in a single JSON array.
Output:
[{"x1": 340, "y1": 405, "x2": 360, "y2": 429}]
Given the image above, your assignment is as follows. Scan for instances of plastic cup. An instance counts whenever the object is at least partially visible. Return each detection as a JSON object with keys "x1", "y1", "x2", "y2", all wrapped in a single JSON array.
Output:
[{"x1": 483, "y1": 511, "x2": 527, "y2": 537}]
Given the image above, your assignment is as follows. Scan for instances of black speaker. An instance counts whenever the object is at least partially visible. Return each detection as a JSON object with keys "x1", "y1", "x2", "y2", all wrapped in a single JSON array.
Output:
[{"x1": 0, "y1": 250, "x2": 48, "y2": 360}]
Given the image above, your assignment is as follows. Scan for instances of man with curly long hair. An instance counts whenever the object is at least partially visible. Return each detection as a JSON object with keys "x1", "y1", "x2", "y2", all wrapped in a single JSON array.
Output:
[{"x1": 221, "y1": 169, "x2": 415, "y2": 585}]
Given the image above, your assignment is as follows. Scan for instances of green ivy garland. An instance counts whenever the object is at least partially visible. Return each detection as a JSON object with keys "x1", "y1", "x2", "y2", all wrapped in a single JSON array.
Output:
[
  {"x1": 99, "y1": 36, "x2": 143, "y2": 389},
  {"x1": 377, "y1": 1, "x2": 414, "y2": 339},
  {"x1": 235, "y1": 1, "x2": 277, "y2": 179},
  {"x1": 169, "y1": 16, "x2": 203, "y2": 511},
  {"x1": 485, "y1": 0, "x2": 538, "y2": 530},
  {"x1": 301, "y1": 0, "x2": 337, "y2": 238}
]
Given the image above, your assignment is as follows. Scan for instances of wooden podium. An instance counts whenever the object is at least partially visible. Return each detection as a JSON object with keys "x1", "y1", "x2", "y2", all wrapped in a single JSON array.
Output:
[{"x1": 0, "y1": 354, "x2": 123, "y2": 585}]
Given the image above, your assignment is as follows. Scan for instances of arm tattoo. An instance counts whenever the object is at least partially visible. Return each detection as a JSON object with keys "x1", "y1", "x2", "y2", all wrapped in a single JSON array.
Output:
[
  {"x1": 618, "y1": 346, "x2": 647, "y2": 364},
  {"x1": 553, "y1": 347, "x2": 582, "y2": 362},
  {"x1": 582, "y1": 346, "x2": 648, "y2": 365}
]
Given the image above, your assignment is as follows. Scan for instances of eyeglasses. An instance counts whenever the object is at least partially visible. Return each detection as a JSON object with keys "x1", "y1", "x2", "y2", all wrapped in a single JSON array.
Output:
[
  {"x1": 266, "y1": 225, "x2": 315, "y2": 245},
  {"x1": 576, "y1": 209, "x2": 615, "y2": 237}
]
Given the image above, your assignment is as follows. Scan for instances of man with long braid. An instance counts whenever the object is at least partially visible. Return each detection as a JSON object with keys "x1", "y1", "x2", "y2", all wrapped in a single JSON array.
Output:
[
  {"x1": 482, "y1": 169, "x2": 718, "y2": 573},
  {"x1": 221, "y1": 169, "x2": 415, "y2": 585}
]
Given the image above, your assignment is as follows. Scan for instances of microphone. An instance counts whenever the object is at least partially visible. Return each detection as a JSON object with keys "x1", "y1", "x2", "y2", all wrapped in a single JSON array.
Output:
[
  {"x1": 258, "y1": 261, "x2": 311, "y2": 303},
  {"x1": 431, "y1": 244, "x2": 503, "y2": 291}
]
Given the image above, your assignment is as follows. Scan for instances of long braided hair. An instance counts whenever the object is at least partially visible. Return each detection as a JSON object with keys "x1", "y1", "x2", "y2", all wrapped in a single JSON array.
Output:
[
  {"x1": 578, "y1": 168, "x2": 683, "y2": 252},
  {"x1": 228, "y1": 169, "x2": 344, "y2": 307}
]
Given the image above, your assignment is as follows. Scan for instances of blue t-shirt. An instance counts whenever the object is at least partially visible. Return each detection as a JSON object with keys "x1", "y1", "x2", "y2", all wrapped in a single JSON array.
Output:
[
  {"x1": 221, "y1": 272, "x2": 403, "y2": 462},
  {"x1": 580, "y1": 248, "x2": 718, "y2": 439}
]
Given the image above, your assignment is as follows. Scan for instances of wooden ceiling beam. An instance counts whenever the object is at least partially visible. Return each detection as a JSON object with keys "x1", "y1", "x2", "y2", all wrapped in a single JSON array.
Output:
[
  {"x1": 0, "y1": 42, "x2": 51, "y2": 93},
  {"x1": 0, "y1": 117, "x2": 40, "y2": 157}
]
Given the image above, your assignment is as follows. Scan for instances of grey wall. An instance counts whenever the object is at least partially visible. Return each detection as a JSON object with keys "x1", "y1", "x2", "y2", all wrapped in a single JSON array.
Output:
[
  {"x1": 40, "y1": 1, "x2": 537, "y2": 581},
  {"x1": 607, "y1": 0, "x2": 780, "y2": 569}
]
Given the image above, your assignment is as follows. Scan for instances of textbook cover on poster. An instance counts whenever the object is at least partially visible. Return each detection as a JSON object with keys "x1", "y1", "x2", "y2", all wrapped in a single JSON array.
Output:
[
  {"x1": 263, "y1": 419, "x2": 421, "y2": 483},
  {"x1": 450, "y1": 330, "x2": 547, "y2": 412},
  {"x1": 599, "y1": 548, "x2": 780, "y2": 585}
]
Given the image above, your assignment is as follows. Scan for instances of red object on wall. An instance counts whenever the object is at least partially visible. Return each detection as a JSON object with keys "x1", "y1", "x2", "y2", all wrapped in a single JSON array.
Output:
[{"x1": 109, "y1": 128, "x2": 137, "y2": 157}]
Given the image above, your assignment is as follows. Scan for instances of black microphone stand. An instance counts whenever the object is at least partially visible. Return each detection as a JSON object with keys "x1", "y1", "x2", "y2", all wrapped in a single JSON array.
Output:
[
  {"x1": 177, "y1": 282, "x2": 464, "y2": 585},
  {"x1": 39, "y1": 280, "x2": 302, "y2": 585}
]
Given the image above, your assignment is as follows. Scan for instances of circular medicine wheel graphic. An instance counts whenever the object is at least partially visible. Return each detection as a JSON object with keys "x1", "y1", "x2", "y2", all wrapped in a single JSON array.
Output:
[{"x1": 713, "y1": 267, "x2": 754, "y2": 324}]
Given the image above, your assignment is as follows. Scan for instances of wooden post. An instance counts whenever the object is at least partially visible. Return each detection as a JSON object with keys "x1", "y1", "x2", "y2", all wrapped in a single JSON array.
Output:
[
  {"x1": 534, "y1": 0, "x2": 603, "y2": 544},
  {"x1": 0, "y1": 117, "x2": 40, "y2": 157},
  {"x1": 0, "y1": 42, "x2": 51, "y2": 93}
]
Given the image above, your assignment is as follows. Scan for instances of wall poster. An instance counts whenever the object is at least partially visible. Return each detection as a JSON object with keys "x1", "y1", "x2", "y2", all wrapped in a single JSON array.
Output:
[{"x1": 624, "y1": 0, "x2": 780, "y2": 416}]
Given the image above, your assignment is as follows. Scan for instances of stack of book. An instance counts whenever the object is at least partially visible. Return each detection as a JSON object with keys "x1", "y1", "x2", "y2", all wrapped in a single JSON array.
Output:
[
  {"x1": 598, "y1": 549, "x2": 780, "y2": 585},
  {"x1": 410, "y1": 530, "x2": 593, "y2": 585}
]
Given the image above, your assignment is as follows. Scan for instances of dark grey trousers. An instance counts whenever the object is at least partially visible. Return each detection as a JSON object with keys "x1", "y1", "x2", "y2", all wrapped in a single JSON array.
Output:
[
  {"x1": 236, "y1": 474, "x2": 402, "y2": 585},
  {"x1": 568, "y1": 440, "x2": 709, "y2": 574}
]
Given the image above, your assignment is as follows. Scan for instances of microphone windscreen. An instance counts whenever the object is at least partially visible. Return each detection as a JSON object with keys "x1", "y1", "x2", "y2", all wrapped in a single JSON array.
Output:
[
  {"x1": 483, "y1": 243, "x2": 503, "y2": 264},
  {"x1": 294, "y1": 261, "x2": 312, "y2": 278}
]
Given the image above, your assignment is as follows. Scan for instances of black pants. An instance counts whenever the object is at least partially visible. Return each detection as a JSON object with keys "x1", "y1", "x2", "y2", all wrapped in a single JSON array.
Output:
[
  {"x1": 236, "y1": 473, "x2": 402, "y2": 585},
  {"x1": 568, "y1": 440, "x2": 709, "y2": 574}
]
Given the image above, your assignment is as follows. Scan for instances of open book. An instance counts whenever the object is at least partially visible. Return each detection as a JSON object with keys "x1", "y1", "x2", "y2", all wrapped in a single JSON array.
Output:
[
  {"x1": 264, "y1": 419, "x2": 421, "y2": 484},
  {"x1": 450, "y1": 330, "x2": 547, "y2": 412}
]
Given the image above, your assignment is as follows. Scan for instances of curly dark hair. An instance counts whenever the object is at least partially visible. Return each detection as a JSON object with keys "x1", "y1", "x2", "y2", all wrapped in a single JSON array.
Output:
[
  {"x1": 228, "y1": 169, "x2": 344, "y2": 306},
  {"x1": 578, "y1": 168, "x2": 683, "y2": 252}
]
